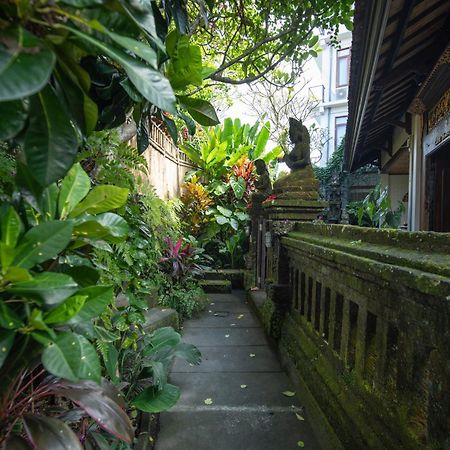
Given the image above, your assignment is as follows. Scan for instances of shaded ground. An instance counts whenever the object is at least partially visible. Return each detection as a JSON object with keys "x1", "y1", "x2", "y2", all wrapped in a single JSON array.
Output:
[{"x1": 156, "y1": 290, "x2": 321, "y2": 450}]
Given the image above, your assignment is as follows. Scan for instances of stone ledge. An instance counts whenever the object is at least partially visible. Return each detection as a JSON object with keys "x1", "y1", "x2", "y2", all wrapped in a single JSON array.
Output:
[
  {"x1": 199, "y1": 279, "x2": 232, "y2": 293},
  {"x1": 143, "y1": 307, "x2": 180, "y2": 333}
]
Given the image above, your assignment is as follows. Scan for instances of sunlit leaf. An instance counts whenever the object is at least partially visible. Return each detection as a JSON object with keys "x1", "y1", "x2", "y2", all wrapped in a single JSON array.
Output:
[
  {"x1": 42, "y1": 331, "x2": 101, "y2": 382},
  {"x1": 59, "y1": 163, "x2": 91, "y2": 219},
  {"x1": 70, "y1": 185, "x2": 129, "y2": 217},
  {"x1": 7, "y1": 273, "x2": 78, "y2": 307}
]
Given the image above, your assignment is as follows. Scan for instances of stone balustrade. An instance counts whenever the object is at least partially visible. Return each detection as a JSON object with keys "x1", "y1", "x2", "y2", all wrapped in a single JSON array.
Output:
[{"x1": 249, "y1": 220, "x2": 450, "y2": 449}]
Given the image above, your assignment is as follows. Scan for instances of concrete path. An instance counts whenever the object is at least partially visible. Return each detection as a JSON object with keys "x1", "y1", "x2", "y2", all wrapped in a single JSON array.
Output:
[{"x1": 156, "y1": 290, "x2": 321, "y2": 450}]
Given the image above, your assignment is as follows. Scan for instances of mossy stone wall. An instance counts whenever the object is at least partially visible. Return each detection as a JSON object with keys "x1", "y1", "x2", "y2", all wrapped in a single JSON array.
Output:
[{"x1": 275, "y1": 224, "x2": 449, "y2": 449}]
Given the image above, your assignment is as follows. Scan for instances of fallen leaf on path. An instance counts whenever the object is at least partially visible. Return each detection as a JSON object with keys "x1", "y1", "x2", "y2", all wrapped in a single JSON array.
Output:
[
  {"x1": 237, "y1": 314, "x2": 244, "y2": 319},
  {"x1": 282, "y1": 391, "x2": 296, "y2": 397},
  {"x1": 204, "y1": 398, "x2": 213, "y2": 405},
  {"x1": 297, "y1": 441, "x2": 305, "y2": 447},
  {"x1": 240, "y1": 385, "x2": 247, "y2": 389},
  {"x1": 225, "y1": 334, "x2": 230, "y2": 338},
  {"x1": 296, "y1": 413, "x2": 305, "y2": 421}
]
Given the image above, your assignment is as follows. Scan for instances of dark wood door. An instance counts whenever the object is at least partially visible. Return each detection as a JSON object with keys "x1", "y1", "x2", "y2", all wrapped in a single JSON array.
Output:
[{"x1": 431, "y1": 144, "x2": 450, "y2": 232}]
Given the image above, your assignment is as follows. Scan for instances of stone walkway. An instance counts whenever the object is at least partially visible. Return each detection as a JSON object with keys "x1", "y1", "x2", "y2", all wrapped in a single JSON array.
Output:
[{"x1": 156, "y1": 290, "x2": 321, "y2": 450}]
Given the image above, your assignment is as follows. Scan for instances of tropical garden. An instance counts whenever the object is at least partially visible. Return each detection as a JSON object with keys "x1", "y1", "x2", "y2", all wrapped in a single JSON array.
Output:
[{"x1": 0, "y1": 0, "x2": 356, "y2": 448}]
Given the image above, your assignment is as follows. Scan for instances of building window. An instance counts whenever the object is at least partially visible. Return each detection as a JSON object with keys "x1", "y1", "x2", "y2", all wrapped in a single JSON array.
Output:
[
  {"x1": 336, "y1": 47, "x2": 350, "y2": 87},
  {"x1": 335, "y1": 116, "x2": 347, "y2": 149}
]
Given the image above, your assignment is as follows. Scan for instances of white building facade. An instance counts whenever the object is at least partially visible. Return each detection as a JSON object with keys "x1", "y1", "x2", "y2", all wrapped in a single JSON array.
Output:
[{"x1": 306, "y1": 29, "x2": 352, "y2": 166}]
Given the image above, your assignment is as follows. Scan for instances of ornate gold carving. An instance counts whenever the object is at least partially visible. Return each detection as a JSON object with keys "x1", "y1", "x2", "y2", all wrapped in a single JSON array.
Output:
[
  {"x1": 427, "y1": 88, "x2": 450, "y2": 132},
  {"x1": 408, "y1": 98, "x2": 427, "y2": 115}
]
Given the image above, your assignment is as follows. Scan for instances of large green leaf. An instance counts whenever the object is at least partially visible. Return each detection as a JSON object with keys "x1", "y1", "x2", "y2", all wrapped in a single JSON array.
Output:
[
  {"x1": 0, "y1": 27, "x2": 55, "y2": 101},
  {"x1": 23, "y1": 415, "x2": 83, "y2": 450},
  {"x1": 1, "y1": 205, "x2": 23, "y2": 250},
  {"x1": 166, "y1": 31, "x2": 203, "y2": 90},
  {"x1": 24, "y1": 85, "x2": 79, "y2": 186},
  {"x1": 103, "y1": 343, "x2": 119, "y2": 383},
  {"x1": 177, "y1": 96, "x2": 219, "y2": 126},
  {"x1": 230, "y1": 176, "x2": 246, "y2": 200},
  {"x1": 69, "y1": 285, "x2": 113, "y2": 322},
  {"x1": 173, "y1": 342, "x2": 202, "y2": 365},
  {"x1": 42, "y1": 331, "x2": 100, "y2": 382},
  {"x1": 59, "y1": 163, "x2": 91, "y2": 219},
  {"x1": 145, "y1": 327, "x2": 181, "y2": 356},
  {"x1": 144, "y1": 361, "x2": 166, "y2": 389},
  {"x1": 0, "y1": 302, "x2": 23, "y2": 329},
  {"x1": 119, "y1": 0, "x2": 164, "y2": 50},
  {"x1": 70, "y1": 185, "x2": 129, "y2": 217},
  {"x1": 13, "y1": 220, "x2": 73, "y2": 269},
  {"x1": 132, "y1": 383, "x2": 180, "y2": 412},
  {"x1": 0, "y1": 100, "x2": 27, "y2": 140},
  {"x1": 103, "y1": 28, "x2": 157, "y2": 68},
  {"x1": 217, "y1": 205, "x2": 232, "y2": 218},
  {"x1": 261, "y1": 145, "x2": 284, "y2": 163},
  {"x1": 44, "y1": 295, "x2": 87, "y2": 324},
  {"x1": 63, "y1": 26, "x2": 176, "y2": 113},
  {"x1": 7, "y1": 272, "x2": 78, "y2": 307},
  {"x1": 252, "y1": 121, "x2": 270, "y2": 160},
  {"x1": 73, "y1": 213, "x2": 129, "y2": 241}
]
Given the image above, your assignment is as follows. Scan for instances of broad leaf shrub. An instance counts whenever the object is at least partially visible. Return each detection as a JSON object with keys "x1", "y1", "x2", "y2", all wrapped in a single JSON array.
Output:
[
  {"x1": 0, "y1": 162, "x2": 133, "y2": 446},
  {"x1": 179, "y1": 118, "x2": 281, "y2": 268},
  {"x1": 0, "y1": 152, "x2": 202, "y2": 448},
  {"x1": 347, "y1": 184, "x2": 405, "y2": 229}
]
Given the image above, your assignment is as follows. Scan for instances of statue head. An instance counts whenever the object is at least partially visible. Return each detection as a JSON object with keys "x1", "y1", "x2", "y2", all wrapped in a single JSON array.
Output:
[{"x1": 288, "y1": 117, "x2": 303, "y2": 143}]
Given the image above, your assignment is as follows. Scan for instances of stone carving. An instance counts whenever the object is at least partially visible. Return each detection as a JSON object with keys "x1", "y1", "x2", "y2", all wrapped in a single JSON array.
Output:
[
  {"x1": 271, "y1": 220, "x2": 295, "y2": 236},
  {"x1": 254, "y1": 159, "x2": 273, "y2": 196},
  {"x1": 282, "y1": 117, "x2": 311, "y2": 170},
  {"x1": 273, "y1": 117, "x2": 319, "y2": 200}
]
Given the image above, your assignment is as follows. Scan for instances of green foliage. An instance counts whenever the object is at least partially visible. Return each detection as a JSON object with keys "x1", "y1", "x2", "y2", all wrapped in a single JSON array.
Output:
[
  {"x1": 347, "y1": 184, "x2": 405, "y2": 229},
  {"x1": 191, "y1": 0, "x2": 354, "y2": 85},
  {"x1": 181, "y1": 118, "x2": 281, "y2": 182},
  {"x1": 313, "y1": 139, "x2": 345, "y2": 187},
  {"x1": 0, "y1": 162, "x2": 134, "y2": 446},
  {"x1": 0, "y1": 145, "x2": 16, "y2": 199},
  {"x1": 180, "y1": 118, "x2": 279, "y2": 268},
  {"x1": 158, "y1": 279, "x2": 206, "y2": 319},
  {"x1": 0, "y1": 0, "x2": 219, "y2": 189}
]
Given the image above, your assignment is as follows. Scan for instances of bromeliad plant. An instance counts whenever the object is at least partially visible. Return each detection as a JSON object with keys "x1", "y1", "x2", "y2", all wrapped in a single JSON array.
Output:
[{"x1": 160, "y1": 237, "x2": 205, "y2": 283}]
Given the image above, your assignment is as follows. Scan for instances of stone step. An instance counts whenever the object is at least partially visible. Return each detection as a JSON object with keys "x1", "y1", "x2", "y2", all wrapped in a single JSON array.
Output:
[
  {"x1": 199, "y1": 279, "x2": 232, "y2": 293},
  {"x1": 202, "y1": 269, "x2": 244, "y2": 288}
]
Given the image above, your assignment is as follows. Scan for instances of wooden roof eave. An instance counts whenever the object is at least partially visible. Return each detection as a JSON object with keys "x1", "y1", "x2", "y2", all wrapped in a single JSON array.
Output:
[{"x1": 344, "y1": 0, "x2": 391, "y2": 172}]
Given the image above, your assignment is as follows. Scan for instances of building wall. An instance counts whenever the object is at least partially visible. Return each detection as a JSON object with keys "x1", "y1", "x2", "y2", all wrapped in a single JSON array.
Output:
[
  {"x1": 380, "y1": 174, "x2": 409, "y2": 226},
  {"x1": 306, "y1": 28, "x2": 352, "y2": 167}
]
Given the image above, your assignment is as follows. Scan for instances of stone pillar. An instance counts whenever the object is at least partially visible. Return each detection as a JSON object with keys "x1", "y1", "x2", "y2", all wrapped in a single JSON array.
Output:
[{"x1": 263, "y1": 165, "x2": 327, "y2": 285}]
